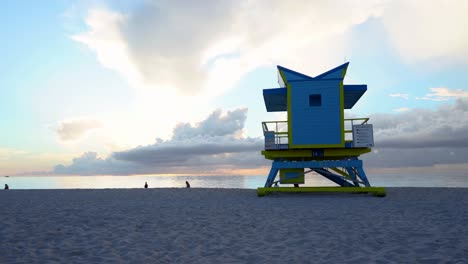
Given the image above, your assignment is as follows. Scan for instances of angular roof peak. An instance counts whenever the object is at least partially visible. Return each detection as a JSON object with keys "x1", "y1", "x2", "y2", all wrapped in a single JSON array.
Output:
[
  {"x1": 277, "y1": 62, "x2": 350, "y2": 85},
  {"x1": 314, "y1": 62, "x2": 349, "y2": 79}
]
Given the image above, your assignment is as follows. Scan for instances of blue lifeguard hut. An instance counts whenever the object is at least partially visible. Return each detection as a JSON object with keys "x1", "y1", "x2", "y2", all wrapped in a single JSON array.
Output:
[{"x1": 258, "y1": 62, "x2": 385, "y2": 196}]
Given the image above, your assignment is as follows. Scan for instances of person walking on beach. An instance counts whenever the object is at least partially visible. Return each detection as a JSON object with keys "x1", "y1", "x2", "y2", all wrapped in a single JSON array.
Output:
[
  {"x1": 185, "y1": 181, "x2": 190, "y2": 188},
  {"x1": 4, "y1": 184, "x2": 9, "y2": 190},
  {"x1": 144, "y1": 182, "x2": 148, "y2": 189}
]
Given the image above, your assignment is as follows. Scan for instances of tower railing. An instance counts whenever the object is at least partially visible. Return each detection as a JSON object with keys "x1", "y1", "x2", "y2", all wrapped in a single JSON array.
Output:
[
  {"x1": 262, "y1": 118, "x2": 371, "y2": 150},
  {"x1": 262, "y1": 121, "x2": 288, "y2": 150},
  {"x1": 344, "y1": 118, "x2": 369, "y2": 142}
]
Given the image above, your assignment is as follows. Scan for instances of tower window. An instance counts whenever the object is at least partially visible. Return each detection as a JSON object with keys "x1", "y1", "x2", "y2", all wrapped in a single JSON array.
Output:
[{"x1": 309, "y1": 94, "x2": 321, "y2": 107}]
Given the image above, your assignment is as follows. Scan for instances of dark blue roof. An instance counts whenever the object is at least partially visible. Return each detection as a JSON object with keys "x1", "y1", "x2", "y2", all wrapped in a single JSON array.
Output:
[
  {"x1": 277, "y1": 62, "x2": 349, "y2": 83},
  {"x1": 263, "y1": 84, "x2": 366, "y2": 112},
  {"x1": 314, "y1": 62, "x2": 349, "y2": 79},
  {"x1": 263, "y1": 88, "x2": 287, "y2": 112},
  {"x1": 277, "y1": 66, "x2": 313, "y2": 81},
  {"x1": 264, "y1": 64, "x2": 366, "y2": 112},
  {"x1": 343, "y1": 85, "x2": 367, "y2": 108}
]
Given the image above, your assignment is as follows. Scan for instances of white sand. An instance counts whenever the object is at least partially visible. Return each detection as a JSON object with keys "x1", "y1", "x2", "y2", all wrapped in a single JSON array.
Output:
[{"x1": 1, "y1": 188, "x2": 467, "y2": 263}]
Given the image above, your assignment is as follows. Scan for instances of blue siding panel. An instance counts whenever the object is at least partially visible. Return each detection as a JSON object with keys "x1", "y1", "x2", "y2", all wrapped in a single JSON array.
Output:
[{"x1": 290, "y1": 80, "x2": 342, "y2": 146}]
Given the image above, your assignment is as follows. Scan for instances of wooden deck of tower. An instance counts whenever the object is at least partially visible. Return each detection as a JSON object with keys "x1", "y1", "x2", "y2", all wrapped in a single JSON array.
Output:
[{"x1": 259, "y1": 62, "x2": 385, "y2": 196}]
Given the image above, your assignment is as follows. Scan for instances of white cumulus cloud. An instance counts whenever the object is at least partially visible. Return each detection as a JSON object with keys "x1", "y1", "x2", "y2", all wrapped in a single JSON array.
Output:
[
  {"x1": 72, "y1": 1, "x2": 384, "y2": 97},
  {"x1": 52, "y1": 108, "x2": 267, "y2": 175},
  {"x1": 56, "y1": 118, "x2": 101, "y2": 142},
  {"x1": 381, "y1": 0, "x2": 468, "y2": 64},
  {"x1": 389, "y1": 93, "x2": 409, "y2": 100}
]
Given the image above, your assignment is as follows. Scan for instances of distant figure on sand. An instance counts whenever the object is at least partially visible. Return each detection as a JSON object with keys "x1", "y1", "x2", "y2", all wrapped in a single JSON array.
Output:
[
  {"x1": 4, "y1": 184, "x2": 9, "y2": 190},
  {"x1": 186, "y1": 181, "x2": 190, "y2": 188},
  {"x1": 144, "y1": 182, "x2": 148, "y2": 189}
]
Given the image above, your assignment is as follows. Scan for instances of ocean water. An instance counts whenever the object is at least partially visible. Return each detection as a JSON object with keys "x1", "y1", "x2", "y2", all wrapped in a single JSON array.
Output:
[{"x1": 2, "y1": 172, "x2": 468, "y2": 190}]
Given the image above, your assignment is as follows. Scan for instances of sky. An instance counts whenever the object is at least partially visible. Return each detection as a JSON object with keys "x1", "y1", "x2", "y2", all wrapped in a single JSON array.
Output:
[{"x1": 1, "y1": 0, "x2": 468, "y2": 177}]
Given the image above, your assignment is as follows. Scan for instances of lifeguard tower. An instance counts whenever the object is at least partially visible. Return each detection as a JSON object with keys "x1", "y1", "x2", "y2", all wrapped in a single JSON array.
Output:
[{"x1": 257, "y1": 62, "x2": 385, "y2": 197}]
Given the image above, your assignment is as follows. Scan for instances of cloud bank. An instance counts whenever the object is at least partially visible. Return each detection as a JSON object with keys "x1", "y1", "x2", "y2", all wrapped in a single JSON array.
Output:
[
  {"x1": 63, "y1": 1, "x2": 468, "y2": 174},
  {"x1": 364, "y1": 98, "x2": 468, "y2": 168},
  {"x1": 52, "y1": 108, "x2": 267, "y2": 175},
  {"x1": 52, "y1": 99, "x2": 468, "y2": 175}
]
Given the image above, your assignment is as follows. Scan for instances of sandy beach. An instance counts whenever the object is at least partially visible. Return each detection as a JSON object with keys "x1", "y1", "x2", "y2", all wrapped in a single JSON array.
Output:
[{"x1": 1, "y1": 188, "x2": 467, "y2": 263}]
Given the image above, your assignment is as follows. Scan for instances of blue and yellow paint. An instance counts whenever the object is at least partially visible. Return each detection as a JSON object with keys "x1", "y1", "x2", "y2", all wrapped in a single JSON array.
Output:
[{"x1": 260, "y1": 62, "x2": 383, "y2": 196}]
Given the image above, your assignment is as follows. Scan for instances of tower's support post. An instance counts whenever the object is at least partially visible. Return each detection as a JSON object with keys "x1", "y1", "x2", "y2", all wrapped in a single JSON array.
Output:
[
  {"x1": 314, "y1": 168, "x2": 353, "y2": 187},
  {"x1": 264, "y1": 158, "x2": 372, "y2": 187},
  {"x1": 345, "y1": 167, "x2": 360, "y2": 187},
  {"x1": 264, "y1": 165, "x2": 279, "y2": 187},
  {"x1": 355, "y1": 166, "x2": 371, "y2": 187}
]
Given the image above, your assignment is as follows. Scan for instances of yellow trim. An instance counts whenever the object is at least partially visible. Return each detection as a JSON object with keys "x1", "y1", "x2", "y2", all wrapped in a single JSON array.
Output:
[
  {"x1": 340, "y1": 81, "x2": 345, "y2": 145},
  {"x1": 289, "y1": 143, "x2": 344, "y2": 149},
  {"x1": 341, "y1": 64, "x2": 348, "y2": 78},
  {"x1": 285, "y1": 83, "x2": 293, "y2": 146},
  {"x1": 280, "y1": 168, "x2": 305, "y2": 184},
  {"x1": 339, "y1": 64, "x2": 348, "y2": 147},
  {"x1": 278, "y1": 68, "x2": 287, "y2": 87},
  {"x1": 257, "y1": 186, "x2": 386, "y2": 197},
  {"x1": 262, "y1": 149, "x2": 312, "y2": 159},
  {"x1": 330, "y1": 168, "x2": 350, "y2": 179},
  {"x1": 261, "y1": 148, "x2": 372, "y2": 160},
  {"x1": 323, "y1": 148, "x2": 371, "y2": 156}
]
